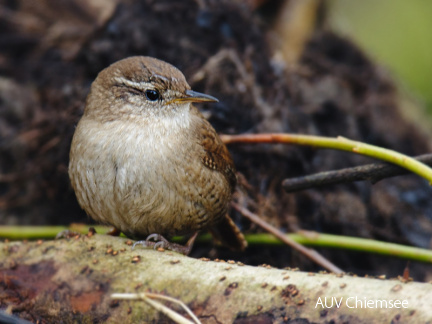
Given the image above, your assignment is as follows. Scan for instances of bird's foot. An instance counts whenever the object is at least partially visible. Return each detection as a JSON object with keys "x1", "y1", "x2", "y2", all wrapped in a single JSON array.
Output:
[
  {"x1": 132, "y1": 233, "x2": 198, "y2": 255},
  {"x1": 55, "y1": 229, "x2": 81, "y2": 239}
]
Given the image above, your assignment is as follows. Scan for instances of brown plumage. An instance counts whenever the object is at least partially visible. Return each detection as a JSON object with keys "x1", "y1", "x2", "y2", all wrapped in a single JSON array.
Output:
[{"x1": 69, "y1": 56, "x2": 246, "y2": 253}]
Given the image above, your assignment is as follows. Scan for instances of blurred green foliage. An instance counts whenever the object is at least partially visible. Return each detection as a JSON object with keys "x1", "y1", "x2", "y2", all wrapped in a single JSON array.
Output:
[{"x1": 329, "y1": 0, "x2": 432, "y2": 113}]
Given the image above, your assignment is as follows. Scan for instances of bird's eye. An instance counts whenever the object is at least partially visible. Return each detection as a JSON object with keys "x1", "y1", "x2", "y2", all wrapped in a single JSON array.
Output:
[{"x1": 145, "y1": 89, "x2": 160, "y2": 101}]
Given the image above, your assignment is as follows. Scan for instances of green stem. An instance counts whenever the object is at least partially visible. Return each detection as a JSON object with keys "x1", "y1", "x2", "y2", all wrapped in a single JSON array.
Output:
[
  {"x1": 246, "y1": 231, "x2": 432, "y2": 263},
  {"x1": 1, "y1": 226, "x2": 431, "y2": 263},
  {"x1": 0, "y1": 225, "x2": 114, "y2": 240},
  {"x1": 222, "y1": 134, "x2": 432, "y2": 183}
]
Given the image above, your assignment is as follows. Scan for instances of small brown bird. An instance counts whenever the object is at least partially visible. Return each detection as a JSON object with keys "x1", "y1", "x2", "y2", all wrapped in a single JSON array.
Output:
[{"x1": 69, "y1": 56, "x2": 246, "y2": 254}]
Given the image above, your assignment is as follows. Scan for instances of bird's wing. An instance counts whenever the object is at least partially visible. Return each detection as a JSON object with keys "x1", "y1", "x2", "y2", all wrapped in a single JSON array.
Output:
[{"x1": 192, "y1": 107, "x2": 237, "y2": 192}]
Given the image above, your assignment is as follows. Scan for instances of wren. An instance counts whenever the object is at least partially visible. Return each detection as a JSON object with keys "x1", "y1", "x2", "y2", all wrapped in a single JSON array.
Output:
[{"x1": 68, "y1": 56, "x2": 246, "y2": 254}]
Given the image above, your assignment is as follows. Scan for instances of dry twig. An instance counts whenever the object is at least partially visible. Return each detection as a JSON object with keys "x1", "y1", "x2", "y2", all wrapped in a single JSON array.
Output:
[
  {"x1": 232, "y1": 202, "x2": 343, "y2": 274},
  {"x1": 111, "y1": 292, "x2": 201, "y2": 324},
  {"x1": 282, "y1": 153, "x2": 432, "y2": 192}
]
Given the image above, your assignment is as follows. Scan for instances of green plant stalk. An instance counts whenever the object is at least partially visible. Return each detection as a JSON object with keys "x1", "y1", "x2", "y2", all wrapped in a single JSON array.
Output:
[
  {"x1": 221, "y1": 134, "x2": 432, "y2": 183},
  {"x1": 245, "y1": 232, "x2": 432, "y2": 263},
  {"x1": 0, "y1": 225, "x2": 116, "y2": 240},
  {"x1": 1, "y1": 225, "x2": 432, "y2": 263}
]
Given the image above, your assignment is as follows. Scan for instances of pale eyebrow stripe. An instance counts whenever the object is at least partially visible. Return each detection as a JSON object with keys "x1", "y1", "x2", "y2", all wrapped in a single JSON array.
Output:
[
  {"x1": 151, "y1": 73, "x2": 170, "y2": 83},
  {"x1": 151, "y1": 73, "x2": 180, "y2": 83},
  {"x1": 113, "y1": 77, "x2": 153, "y2": 90}
]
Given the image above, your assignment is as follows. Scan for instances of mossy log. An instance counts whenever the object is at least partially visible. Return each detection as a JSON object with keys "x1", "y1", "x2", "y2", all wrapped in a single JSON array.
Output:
[{"x1": 0, "y1": 234, "x2": 431, "y2": 323}]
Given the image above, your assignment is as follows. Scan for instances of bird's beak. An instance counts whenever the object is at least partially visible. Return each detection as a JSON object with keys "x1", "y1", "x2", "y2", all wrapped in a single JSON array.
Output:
[{"x1": 174, "y1": 89, "x2": 219, "y2": 103}]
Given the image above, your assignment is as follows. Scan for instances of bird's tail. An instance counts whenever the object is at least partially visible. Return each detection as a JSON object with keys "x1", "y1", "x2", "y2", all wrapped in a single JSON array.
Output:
[{"x1": 209, "y1": 214, "x2": 247, "y2": 251}]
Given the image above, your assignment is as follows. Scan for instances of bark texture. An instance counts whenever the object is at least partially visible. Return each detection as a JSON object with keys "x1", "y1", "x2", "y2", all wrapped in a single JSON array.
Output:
[{"x1": 1, "y1": 235, "x2": 430, "y2": 323}]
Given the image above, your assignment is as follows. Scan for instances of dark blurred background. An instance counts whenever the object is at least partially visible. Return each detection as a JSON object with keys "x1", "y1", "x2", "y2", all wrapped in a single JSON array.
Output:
[{"x1": 1, "y1": 0, "x2": 431, "y2": 280}]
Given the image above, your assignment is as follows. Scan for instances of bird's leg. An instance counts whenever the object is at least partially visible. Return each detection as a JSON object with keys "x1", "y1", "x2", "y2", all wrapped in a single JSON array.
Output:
[{"x1": 132, "y1": 232, "x2": 198, "y2": 255}]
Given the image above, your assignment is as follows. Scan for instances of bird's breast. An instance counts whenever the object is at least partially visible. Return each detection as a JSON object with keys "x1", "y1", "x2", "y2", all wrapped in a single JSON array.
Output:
[{"x1": 70, "y1": 113, "x2": 229, "y2": 238}]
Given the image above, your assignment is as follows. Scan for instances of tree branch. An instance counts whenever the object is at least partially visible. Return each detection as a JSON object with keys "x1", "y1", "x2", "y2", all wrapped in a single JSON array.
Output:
[
  {"x1": 282, "y1": 153, "x2": 432, "y2": 192},
  {"x1": 1, "y1": 236, "x2": 431, "y2": 323}
]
